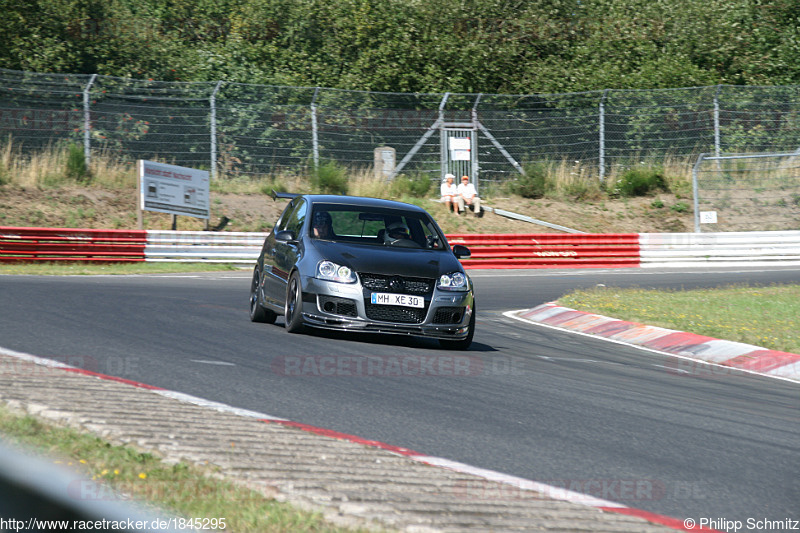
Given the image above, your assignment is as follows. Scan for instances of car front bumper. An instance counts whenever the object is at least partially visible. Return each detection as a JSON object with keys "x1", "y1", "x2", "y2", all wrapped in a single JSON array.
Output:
[{"x1": 299, "y1": 275, "x2": 474, "y2": 340}]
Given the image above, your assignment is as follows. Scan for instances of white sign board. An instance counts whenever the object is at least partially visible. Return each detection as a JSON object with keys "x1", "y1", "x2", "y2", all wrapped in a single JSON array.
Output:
[
  {"x1": 449, "y1": 137, "x2": 471, "y2": 161},
  {"x1": 138, "y1": 160, "x2": 209, "y2": 219},
  {"x1": 700, "y1": 211, "x2": 718, "y2": 224}
]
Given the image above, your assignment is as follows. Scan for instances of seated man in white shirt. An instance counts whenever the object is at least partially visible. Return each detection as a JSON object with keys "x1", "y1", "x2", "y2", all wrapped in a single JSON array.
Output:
[
  {"x1": 440, "y1": 173, "x2": 459, "y2": 215},
  {"x1": 456, "y1": 175, "x2": 482, "y2": 217}
]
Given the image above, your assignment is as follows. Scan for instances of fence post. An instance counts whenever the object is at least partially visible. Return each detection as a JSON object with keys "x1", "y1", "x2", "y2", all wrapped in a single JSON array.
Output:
[
  {"x1": 714, "y1": 85, "x2": 722, "y2": 158},
  {"x1": 210, "y1": 80, "x2": 222, "y2": 180},
  {"x1": 311, "y1": 87, "x2": 320, "y2": 170},
  {"x1": 471, "y1": 93, "x2": 482, "y2": 191},
  {"x1": 83, "y1": 74, "x2": 98, "y2": 166},
  {"x1": 599, "y1": 89, "x2": 608, "y2": 183},
  {"x1": 692, "y1": 153, "x2": 705, "y2": 233}
]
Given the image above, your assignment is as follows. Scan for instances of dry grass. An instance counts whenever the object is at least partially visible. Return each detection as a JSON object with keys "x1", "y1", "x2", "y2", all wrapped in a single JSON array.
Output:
[
  {"x1": 0, "y1": 138, "x2": 694, "y2": 198},
  {"x1": 0, "y1": 138, "x2": 696, "y2": 234}
]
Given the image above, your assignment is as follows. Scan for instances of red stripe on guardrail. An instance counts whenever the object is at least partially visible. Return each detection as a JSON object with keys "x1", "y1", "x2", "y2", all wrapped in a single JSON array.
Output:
[
  {"x1": 1, "y1": 226, "x2": 642, "y2": 269},
  {"x1": 0, "y1": 226, "x2": 147, "y2": 262},
  {"x1": 445, "y1": 233, "x2": 640, "y2": 269}
]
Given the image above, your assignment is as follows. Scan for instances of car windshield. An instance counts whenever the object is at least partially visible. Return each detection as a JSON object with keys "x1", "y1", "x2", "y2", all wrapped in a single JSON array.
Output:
[{"x1": 310, "y1": 204, "x2": 447, "y2": 250}]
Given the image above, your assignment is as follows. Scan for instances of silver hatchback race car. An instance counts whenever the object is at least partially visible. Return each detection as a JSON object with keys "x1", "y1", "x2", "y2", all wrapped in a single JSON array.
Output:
[{"x1": 249, "y1": 193, "x2": 475, "y2": 349}]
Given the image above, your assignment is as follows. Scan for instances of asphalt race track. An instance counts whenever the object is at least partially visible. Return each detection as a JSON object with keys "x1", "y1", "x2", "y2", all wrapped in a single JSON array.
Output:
[{"x1": 1, "y1": 267, "x2": 798, "y2": 527}]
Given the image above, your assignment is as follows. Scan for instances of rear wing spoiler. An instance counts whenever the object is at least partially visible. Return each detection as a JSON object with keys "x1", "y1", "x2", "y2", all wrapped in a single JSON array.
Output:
[{"x1": 271, "y1": 190, "x2": 300, "y2": 201}]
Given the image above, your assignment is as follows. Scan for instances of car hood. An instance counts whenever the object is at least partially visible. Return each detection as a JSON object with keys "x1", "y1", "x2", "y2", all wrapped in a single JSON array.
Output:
[{"x1": 311, "y1": 240, "x2": 463, "y2": 278}]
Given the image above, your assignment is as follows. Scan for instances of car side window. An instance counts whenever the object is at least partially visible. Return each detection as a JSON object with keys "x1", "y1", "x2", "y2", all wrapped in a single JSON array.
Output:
[
  {"x1": 273, "y1": 200, "x2": 295, "y2": 233},
  {"x1": 284, "y1": 198, "x2": 307, "y2": 236}
]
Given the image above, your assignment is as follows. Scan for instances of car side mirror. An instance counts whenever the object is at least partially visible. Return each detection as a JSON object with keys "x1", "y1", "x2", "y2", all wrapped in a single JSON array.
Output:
[
  {"x1": 275, "y1": 230, "x2": 297, "y2": 243},
  {"x1": 452, "y1": 244, "x2": 471, "y2": 258}
]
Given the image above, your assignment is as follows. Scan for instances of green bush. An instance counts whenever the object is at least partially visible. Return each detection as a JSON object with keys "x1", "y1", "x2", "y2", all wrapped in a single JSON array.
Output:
[
  {"x1": 65, "y1": 143, "x2": 90, "y2": 183},
  {"x1": 671, "y1": 202, "x2": 689, "y2": 213},
  {"x1": 615, "y1": 167, "x2": 668, "y2": 197},
  {"x1": 510, "y1": 162, "x2": 549, "y2": 198},
  {"x1": 390, "y1": 173, "x2": 432, "y2": 198},
  {"x1": 310, "y1": 160, "x2": 348, "y2": 195}
]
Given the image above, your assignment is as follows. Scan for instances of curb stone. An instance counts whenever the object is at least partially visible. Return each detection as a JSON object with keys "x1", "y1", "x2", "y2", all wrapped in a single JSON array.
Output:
[
  {"x1": 0, "y1": 348, "x2": 689, "y2": 532},
  {"x1": 507, "y1": 303, "x2": 800, "y2": 383}
]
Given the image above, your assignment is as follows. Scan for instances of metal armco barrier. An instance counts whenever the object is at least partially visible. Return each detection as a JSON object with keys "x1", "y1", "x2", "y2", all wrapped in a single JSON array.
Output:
[
  {"x1": 4, "y1": 226, "x2": 800, "y2": 269},
  {"x1": 449, "y1": 233, "x2": 640, "y2": 269},
  {"x1": 145, "y1": 230, "x2": 266, "y2": 263},
  {"x1": 0, "y1": 226, "x2": 147, "y2": 262},
  {"x1": 640, "y1": 231, "x2": 800, "y2": 268}
]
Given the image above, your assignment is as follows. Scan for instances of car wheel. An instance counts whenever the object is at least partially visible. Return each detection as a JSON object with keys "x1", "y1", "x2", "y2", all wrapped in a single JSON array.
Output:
[
  {"x1": 250, "y1": 267, "x2": 277, "y2": 324},
  {"x1": 439, "y1": 301, "x2": 475, "y2": 350},
  {"x1": 284, "y1": 271, "x2": 305, "y2": 333}
]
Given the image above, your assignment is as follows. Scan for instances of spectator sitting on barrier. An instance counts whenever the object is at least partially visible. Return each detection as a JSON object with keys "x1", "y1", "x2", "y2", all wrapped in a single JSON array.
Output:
[
  {"x1": 457, "y1": 175, "x2": 482, "y2": 217},
  {"x1": 440, "y1": 173, "x2": 459, "y2": 215}
]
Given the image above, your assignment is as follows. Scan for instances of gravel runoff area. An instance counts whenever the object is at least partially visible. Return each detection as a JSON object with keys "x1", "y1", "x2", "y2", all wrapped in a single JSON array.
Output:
[{"x1": 0, "y1": 348, "x2": 682, "y2": 532}]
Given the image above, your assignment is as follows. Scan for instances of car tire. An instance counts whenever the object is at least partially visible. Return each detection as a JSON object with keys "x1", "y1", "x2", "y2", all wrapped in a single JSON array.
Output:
[
  {"x1": 439, "y1": 301, "x2": 475, "y2": 350},
  {"x1": 250, "y1": 267, "x2": 277, "y2": 324},
  {"x1": 284, "y1": 271, "x2": 305, "y2": 333}
]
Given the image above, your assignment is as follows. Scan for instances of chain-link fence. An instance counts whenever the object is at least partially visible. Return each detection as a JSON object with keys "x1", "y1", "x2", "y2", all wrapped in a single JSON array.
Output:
[
  {"x1": 692, "y1": 152, "x2": 800, "y2": 232},
  {"x1": 1, "y1": 68, "x2": 800, "y2": 185}
]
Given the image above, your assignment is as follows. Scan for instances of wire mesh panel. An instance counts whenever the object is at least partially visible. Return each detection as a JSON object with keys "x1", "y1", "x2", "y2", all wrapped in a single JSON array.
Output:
[
  {"x1": 215, "y1": 83, "x2": 317, "y2": 177},
  {"x1": 0, "y1": 69, "x2": 90, "y2": 149},
  {"x1": 315, "y1": 88, "x2": 444, "y2": 179},
  {"x1": 604, "y1": 86, "x2": 717, "y2": 169},
  {"x1": 718, "y1": 86, "x2": 800, "y2": 154},
  {"x1": 1, "y1": 68, "x2": 799, "y2": 192},
  {"x1": 693, "y1": 153, "x2": 800, "y2": 232},
  {"x1": 476, "y1": 91, "x2": 603, "y2": 179},
  {"x1": 89, "y1": 77, "x2": 217, "y2": 168}
]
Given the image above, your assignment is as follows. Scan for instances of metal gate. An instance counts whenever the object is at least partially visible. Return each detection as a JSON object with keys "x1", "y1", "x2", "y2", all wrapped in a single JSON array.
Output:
[
  {"x1": 387, "y1": 93, "x2": 524, "y2": 189},
  {"x1": 441, "y1": 126, "x2": 477, "y2": 188}
]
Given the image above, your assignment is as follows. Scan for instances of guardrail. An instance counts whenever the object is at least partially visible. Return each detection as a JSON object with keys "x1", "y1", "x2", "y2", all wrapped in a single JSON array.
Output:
[
  {"x1": 0, "y1": 226, "x2": 147, "y2": 262},
  {"x1": 640, "y1": 231, "x2": 800, "y2": 268},
  {"x1": 447, "y1": 233, "x2": 640, "y2": 269},
  {"x1": 4, "y1": 226, "x2": 800, "y2": 269},
  {"x1": 145, "y1": 230, "x2": 266, "y2": 263}
]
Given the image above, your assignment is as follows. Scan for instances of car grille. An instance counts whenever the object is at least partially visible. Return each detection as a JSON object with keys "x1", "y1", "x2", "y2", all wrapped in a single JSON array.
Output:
[
  {"x1": 364, "y1": 304, "x2": 427, "y2": 324},
  {"x1": 318, "y1": 295, "x2": 358, "y2": 317},
  {"x1": 359, "y1": 273, "x2": 434, "y2": 295},
  {"x1": 432, "y1": 306, "x2": 464, "y2": 324},
  {"x1": 359, "y1": 273, "x2": 435, "y2": 324}
]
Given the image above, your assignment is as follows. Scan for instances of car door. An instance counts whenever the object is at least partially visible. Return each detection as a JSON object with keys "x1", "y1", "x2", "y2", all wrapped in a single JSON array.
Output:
[{"x1": 263, "y1": 198, "x2": 307, "y2": 307}]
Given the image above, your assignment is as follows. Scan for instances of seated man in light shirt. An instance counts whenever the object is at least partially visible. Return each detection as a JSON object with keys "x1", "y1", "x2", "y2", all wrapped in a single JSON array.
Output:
[
  {"x1": 456, "y1": 175, "x2": 482, "y2": 217},
  {"x1": 440, "y1": 173, "x2": 459, "y2": 215}
]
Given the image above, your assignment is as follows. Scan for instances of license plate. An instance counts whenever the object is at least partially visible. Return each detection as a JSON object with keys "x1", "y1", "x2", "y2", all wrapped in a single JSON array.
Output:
[{"x1": 370, "y1": 292, "x2": 424, "y2": 308}]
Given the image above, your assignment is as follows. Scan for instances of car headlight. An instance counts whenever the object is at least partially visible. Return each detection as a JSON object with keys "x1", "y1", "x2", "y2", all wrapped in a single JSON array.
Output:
[
  {"x1": 437, "y1": 271, "x2": 468, "y2": 291},
  {"x1": 317, "y1": 260, "x2": 357, "y2": 284}
]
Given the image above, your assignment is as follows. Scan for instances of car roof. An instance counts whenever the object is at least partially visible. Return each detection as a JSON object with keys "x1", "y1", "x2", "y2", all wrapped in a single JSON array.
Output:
[{"x1": 302, "y1": 194, "x2": 428, "y2": 213}]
